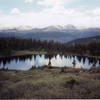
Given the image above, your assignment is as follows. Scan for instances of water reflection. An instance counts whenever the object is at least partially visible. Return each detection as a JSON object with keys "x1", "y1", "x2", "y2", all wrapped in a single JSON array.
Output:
[{"x1": 0, "y1": 54, "x2": 100, "y2": 70}]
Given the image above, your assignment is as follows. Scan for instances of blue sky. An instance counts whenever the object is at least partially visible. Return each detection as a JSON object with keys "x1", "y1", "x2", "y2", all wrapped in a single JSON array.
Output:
[
  {"x1": 0, "y1": 0, "x2": 100, "y2": 28},
  {"x1": 0, "y1": 0, "x2": 42, "y2": 13},
  {"x1": 0, "y1": 0, "x2": 100, "y2": 12}
]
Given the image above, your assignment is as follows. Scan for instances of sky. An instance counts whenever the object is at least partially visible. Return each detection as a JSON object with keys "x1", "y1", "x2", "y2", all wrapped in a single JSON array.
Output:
[{"x1": 0, "y1": 0, "x2": 100, "y2": 28}]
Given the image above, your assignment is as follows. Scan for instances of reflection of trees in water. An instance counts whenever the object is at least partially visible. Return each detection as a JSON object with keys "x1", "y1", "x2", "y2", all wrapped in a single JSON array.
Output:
[
  {"x1": 27, "y1": 55, "x2": 32, "y2": 60},
  {"x1": 71, "y1": 55, "x2": 99, "y2": 67},
  {"x1": 77, "y1": 56, "x2": 82, "y2": 62},
  {"x1": 60, "y1": 55, "x2": 63, "y2": 59},
  {"x1": 34, "y1": 55, "x2": 36, "y2": 59},
  {"x1": 64, "y1": 55, "x2": 68, "y2": 58},
  {"x1": 66, "y1": 55, "x2": 72, "y2": 59},
  {"x1": 69, "y1": 55, "x2": 72, "y2": 59},
  {"x1": 45, "y1": 54, "x2": 54, "y2": 60},
  {"x1": 0, "y1": 54, "x2": 100, "y2": 68},
  {"x1": 72, "y1": 55, "x2": 75, "y2": 59},
  {"x1": 83, "y1": 57, "x2": 86, "y2": 64},
  {"x1": 72, "y1": 59, "x2": 76, "y2": 68},
  {"x1": 0, "y1": 58, "x2": 12, "y2": 66},
  {"x1": 88, "y1": 57, "x2": 95, "y2": 65},
  {"x1": 88, "y1": 57, "x2": 100, "y2": 67},
  {"x1": 0, "y1": 55, "x2": 33, "y2": 66},
  {"x1": 15, "y1": 58, "x2": 19, "y2": 63},
  {"x1": 99, "y1": 59, "x2": 100, "y2": 65},
  {"x1": 39, "y1": 54, "x2": 42, "y2": 57}
]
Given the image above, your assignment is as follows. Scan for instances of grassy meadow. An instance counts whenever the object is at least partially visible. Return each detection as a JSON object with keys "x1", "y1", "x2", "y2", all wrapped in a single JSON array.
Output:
[
  {"x1": 0, "y1": 50, "x2": 47, "y2": 58},
  {"x1": 0, "y1": 66, "x2": 100, "y2": 99}
]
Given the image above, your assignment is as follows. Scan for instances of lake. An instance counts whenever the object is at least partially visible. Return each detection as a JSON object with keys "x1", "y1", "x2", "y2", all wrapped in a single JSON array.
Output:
[{"x1": 0, "y1": 54, "x2": 100, "y2": 70}]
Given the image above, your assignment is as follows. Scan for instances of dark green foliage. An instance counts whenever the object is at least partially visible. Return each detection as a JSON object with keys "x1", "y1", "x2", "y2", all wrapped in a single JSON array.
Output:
[
  {"x1": 0, "y1": 37, "x2": 65, "y2": 56},
  {"x1": 0, "y1": 37, "x2": 100, "y2": 56},
  {"x1": 67, "y1": 42, "x2": 100, "y2": 56}
]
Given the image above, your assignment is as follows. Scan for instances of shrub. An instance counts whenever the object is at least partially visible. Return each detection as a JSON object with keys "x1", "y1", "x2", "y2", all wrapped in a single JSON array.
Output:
[
  {"x1": 29, "y1": 66, "x2": 36, "y2": 70},
  {"x1": 60, "y1": 67, "x2": 66, "y2": 73},
  {"x1": 89, "y1": 67, "x2": 100, "y2": 73},
  {"x1": 64, "y1": 76, "x2": 79, "y2": 89}
]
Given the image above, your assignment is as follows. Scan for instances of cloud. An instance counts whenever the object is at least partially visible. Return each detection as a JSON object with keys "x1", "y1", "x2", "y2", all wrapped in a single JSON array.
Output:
[
  {"x1": 37, "y1": 0, "x2": 75, "y2": 7},
  {"x1": 38, "y1": 0, "x2": 64, "y2": 7},
  {"x1": 93, "y1": 8, "x2": 100, "y2": 15},
  {"x1": 24, "y1": 0, "x2": 34, "y2": 3},
  {"x1": 0, "y1": 7, "x2": 100, "y2": 28},
  {"x1": 11, "y1": 8, "x2": 21, "y2": 15}
]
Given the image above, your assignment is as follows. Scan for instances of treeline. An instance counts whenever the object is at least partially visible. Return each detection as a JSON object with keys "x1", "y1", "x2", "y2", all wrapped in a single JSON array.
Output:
[
  {"x1": 0, "y1": 37, "x2": 65, "y2": 56},
  {"x1": 0, "y1": 37, "x2": 100, "y2": 56},
  {"x1": 66, "y1": 42, "x2": 100, "y2": 56}
]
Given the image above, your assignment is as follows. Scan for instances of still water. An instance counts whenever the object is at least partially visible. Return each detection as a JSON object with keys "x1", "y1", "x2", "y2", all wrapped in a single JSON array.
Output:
[{"x1": 0, "y1": 54, "x2": 100, "y2": 70}]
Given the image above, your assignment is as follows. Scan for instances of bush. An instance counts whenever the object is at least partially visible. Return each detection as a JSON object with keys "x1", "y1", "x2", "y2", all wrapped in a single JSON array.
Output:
[
  {"x1": 89, "y1": 67, "x2": 100, "y2": 73},
  {"x1": 29, "y1": 66, "x2": 36, "y2": 70},
  {"x1": 60, "y1": 67, "x2": 66, "y2": 73},
  {"x1": 64, "y1": 76, "x2": 79, "y2": 89}
]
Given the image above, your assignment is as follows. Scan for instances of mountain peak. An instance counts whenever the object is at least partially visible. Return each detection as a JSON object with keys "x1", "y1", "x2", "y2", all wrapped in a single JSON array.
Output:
[
  {"x1": 42, "y1": 25, "x2": 63, "y2": 31},
  {"x1": 17, "y1": 26, "x2": 33, "y2": 30},
  {"x1": 63, "y1": 24, "x2": 76, "y2": 30},
  {"x1": 42, "y1": 25, "x2": 76, "y2": 32}
]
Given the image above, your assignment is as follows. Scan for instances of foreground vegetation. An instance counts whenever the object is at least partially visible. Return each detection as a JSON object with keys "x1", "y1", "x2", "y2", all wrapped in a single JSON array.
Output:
[{"x1": 0, "y1": 66, "x2": 100, "y2": 99}]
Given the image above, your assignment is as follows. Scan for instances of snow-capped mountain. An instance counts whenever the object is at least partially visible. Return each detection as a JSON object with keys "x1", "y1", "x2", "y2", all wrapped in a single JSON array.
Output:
[
  {"x1": 0, "y1": 25, "x2": 100, "y2": 43},
  {"x1": 17, "y1": 26, "x2": 34, "y2": 30},
  {"x1": 63, "y1": 24, "x2": 76, "y2": 30},
  {"x1": 41, "y1": 25, "x2": 77, "y2": 32},
  {"x1": 0, "y1": 25, "x2": 78, "y2": 32}
]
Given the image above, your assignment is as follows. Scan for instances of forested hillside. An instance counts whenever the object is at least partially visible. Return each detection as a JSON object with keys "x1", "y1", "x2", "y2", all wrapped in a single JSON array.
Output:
[{"x1": 0, "y1": 37, "x2": 100, "y2": 57}]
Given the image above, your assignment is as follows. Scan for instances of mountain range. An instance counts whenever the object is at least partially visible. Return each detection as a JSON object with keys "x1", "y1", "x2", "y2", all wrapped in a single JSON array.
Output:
[
  {"x1": 67, "y1": 36, "x2": 100, "y2": 45},
  {"x1": 0, "y1": 25, "x2": 100, "y2": 43}
]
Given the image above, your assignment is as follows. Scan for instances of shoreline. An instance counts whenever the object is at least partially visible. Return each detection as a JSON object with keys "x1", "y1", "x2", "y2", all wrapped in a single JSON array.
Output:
[
  {"x1": 0, "y1": 50, "x2": 47, "y2": 58},
  {"x1": 0, "y1": 50, "x2": 100, "y2": 60}
]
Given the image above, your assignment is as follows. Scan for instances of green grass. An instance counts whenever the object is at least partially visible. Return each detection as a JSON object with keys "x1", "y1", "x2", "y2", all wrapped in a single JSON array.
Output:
[
  {"x1": 0, "y1": 67, "x2": 100, "y2": 99},
  {"x1": 64, "y1": 52, "x2": 100, "y2": 59},
  {"x1": 12, "y1": 50, "x2": 47, "y2": 56},
  {"x1": 0, "y1": 50, "x2": 47, "y2": 58},
  {"x1": 1, "y1": 50, "x2": 100, "y2": 59}
]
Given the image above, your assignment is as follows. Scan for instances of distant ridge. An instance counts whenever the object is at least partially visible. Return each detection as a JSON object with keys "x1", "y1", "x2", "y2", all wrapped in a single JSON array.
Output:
[
  {"x1": 67, "y1": 36, "x2": 100, "y2": 45},
  {"x1": 0, "y1": 25, "x2": 100, "y2": 43}
]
